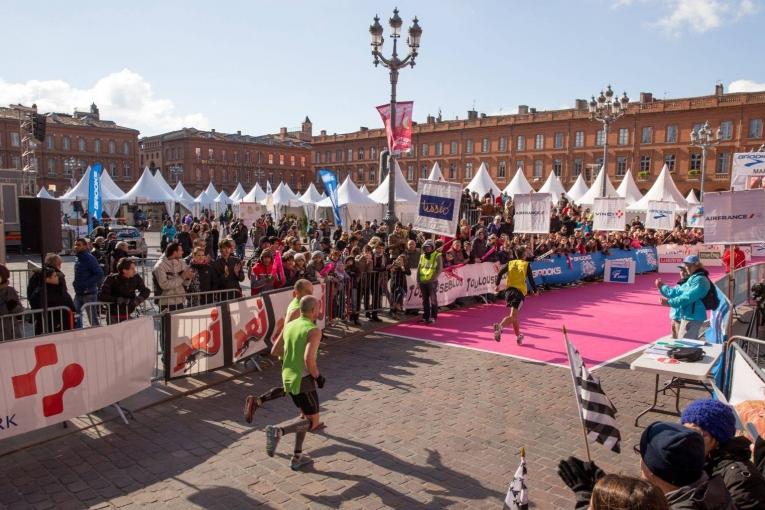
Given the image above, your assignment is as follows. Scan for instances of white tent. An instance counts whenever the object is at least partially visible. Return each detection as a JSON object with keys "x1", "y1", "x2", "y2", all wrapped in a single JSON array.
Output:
[
  {"x1": 427, "y1": 161, "x2": 445, "y2": 181},
  {"x1": 204, "y1": 182, "x2": 218, "y2": 197},
  {"x1": 369, "y1": 160, "x2": 419, "y2": 224},
  {"x1": 575, "y1": 166, "x2": 619, "y2": 207},
  {"x1": 37, "y1": 187, "x2": 54, "y2": 199},
  {"x1": 615, "y1": 169, "x2": 644, "y2": 206},
  {"x1": 229, "y1": 183, "x2": 247, "y2": 203},
  {"x1": 59, "y1": 165, "x2": 126, "y2": 217},
  {"x1": 241, "y1": 183, "x2": 267, "y2": 203},
  {"x1": 174, "y1": 181, "x2": 196, "y2": 212},
  {"x1": 317, "y1": 176, "x2": 382, "y2": 226},
  {"x1": 153, "y1": 170, "x2": 181, "y2": 209},
  {"x1": 538, "y1": 172, "x2": 568, "y2": 204},
  {"x1": 194, "y1": 189, "x2": 216, "y2": 216},
  {"x1": 271, "y1": 182, "x2": 302, "y2": 207},
  {"x1": 567, "y1": 174, "x2": 590, "y2": 203},
  {"x1": 214, "y1": 191, "x2": 233, "y2": 205},
  {"x1": 502, "y1": 168, "x2": 534, "y2": 198},
  {"x1": 359, "y1": 185, "x2": 370, "y2": 195},
  {"x1": 686, "y1": 189, "x2": 699, "y2": 205},
  {"x1": 465, "y1": 162, "x2": 501, "y2": 197},
  {"x1": 627, "y1": 164, "x2": 689, "y2": 212},
  {"x1": 122, "y1": 168, "x2": 177, "y2": 217},
  {"x1": 299, "y1": 182, "x2": 324, "y2": 220}
]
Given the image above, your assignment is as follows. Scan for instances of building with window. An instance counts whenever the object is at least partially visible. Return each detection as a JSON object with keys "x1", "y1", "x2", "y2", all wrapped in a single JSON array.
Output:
[
  {"x1": 0, "y1": 103, "x2": 139, "y2": 194},
  {"x1": 310, "y1": 87, "x2": 765, "y2": 195}
]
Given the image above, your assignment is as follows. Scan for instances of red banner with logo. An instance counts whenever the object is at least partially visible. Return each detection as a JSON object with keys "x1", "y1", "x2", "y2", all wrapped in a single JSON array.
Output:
[{"x1": 376, "y1": 101, "x2": 414, "y2": 155}]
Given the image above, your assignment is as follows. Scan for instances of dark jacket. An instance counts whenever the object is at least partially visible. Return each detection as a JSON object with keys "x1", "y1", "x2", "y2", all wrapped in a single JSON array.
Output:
[
  {"x1": 29, "y1": 280, "x2": 75, "y2": 333},
  {"x1": 177, "y1": 231, "x2": 193, "y2": 257},
  {"x1": 110, "y1": 248, "x2": 129, "y2": 273},
  {"x1": 706, "y1": 436, "x2": 765, "y2": 509},
  {"x1": 664, "y1": 473, "x2": 735, "y2": 510},
  {"x1": 98, "y1": 273, "x2": 150, "y2": 319},
  {"x1": 74, "y1": 250, "x2": 104, "y2": 295},
  {"x1": 211, "y1": 255, "x2": 244, "y2": 292},
  {"x1": 187, "y1": 260, "x2": 214, "y2": 294}
]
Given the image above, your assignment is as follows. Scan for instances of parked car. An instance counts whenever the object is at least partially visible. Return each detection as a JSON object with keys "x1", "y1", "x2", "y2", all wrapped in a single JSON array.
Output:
[{"x1": 87, "y1": 226, "x2": 148, "y2": 258}]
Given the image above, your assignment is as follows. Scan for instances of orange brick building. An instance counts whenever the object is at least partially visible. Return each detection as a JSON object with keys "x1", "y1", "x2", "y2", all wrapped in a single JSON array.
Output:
[{"x1": 310, "y1": 86, "x2": 765, "y2": 196}]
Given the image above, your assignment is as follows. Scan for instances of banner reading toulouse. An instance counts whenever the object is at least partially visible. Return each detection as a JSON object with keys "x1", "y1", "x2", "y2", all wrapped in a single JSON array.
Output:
[
  {"x1": 645, "y1": 200, "x2": 676, "y2": 230},
  {"x1": 413, "y1": 179, "x2": 463, "y2": 237},
  {"x1": 376, "y1": 101, "x2": 414, "y2": 155},
  {"x1": 704, "y1": 189, "x2": 765, "y2": 244},
  {"x1": 0, "y1": 317, "x2": 155, "y2": 440},
  {"x1": 593, "y1": 197, "x2": 626, "y2": 231},
  {"x1": 513, "y1": 193, "x2": 552, "y2": 234}
]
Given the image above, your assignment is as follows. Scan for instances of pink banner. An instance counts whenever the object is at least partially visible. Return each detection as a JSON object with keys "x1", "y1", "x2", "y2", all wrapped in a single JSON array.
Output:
[{"x1": 376, "y1": 101, "x2": 414, "y2": 154}]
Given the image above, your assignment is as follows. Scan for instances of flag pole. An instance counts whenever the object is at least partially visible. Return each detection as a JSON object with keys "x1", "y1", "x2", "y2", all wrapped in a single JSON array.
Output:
[{"x1": 563, "y1": 325, "x2": 592, "y2": 462}]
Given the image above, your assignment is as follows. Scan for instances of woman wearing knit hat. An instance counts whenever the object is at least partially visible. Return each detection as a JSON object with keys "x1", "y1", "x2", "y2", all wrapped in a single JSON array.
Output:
[{"x1": 681, "y1": 398, "x2": 765, "y2": 509}]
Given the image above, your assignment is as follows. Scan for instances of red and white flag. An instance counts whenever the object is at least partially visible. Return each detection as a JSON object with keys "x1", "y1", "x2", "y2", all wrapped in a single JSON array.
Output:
[{"x1": 376, "y1": 101, "x2": 414, "y2": 155}]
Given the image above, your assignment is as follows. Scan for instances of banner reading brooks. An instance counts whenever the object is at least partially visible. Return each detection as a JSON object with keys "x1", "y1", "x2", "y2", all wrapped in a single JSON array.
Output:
[
  {"x1": 513, "y1": 193, "x2": 552, "y2": 234},
  {"x1": 593, "y1": 197, "x2": 626, "y2": 231},
  {"x1": 645, "y1": 200, "x2": 676, "y2": 230},
  {"x1": 413, "y1": 179, "x2": 462, "y2": 237}
]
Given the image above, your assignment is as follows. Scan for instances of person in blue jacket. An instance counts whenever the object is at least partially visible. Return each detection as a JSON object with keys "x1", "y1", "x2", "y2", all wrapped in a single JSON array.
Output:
[
  {"x1": 655, "y1": 255, "x2": 710, "y2": 340},
  {"x1": 73, "y1": 238, "x2": 104, "y2": 327}
]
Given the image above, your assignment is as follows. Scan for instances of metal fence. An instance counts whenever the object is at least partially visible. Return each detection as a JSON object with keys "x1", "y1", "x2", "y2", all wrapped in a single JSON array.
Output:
[
  {"x1": 325, "y1": 271, "x2": 394, "y2": 324},
  {"x1": 0, "y1": 306, "x2": 74, "y2": 341}
]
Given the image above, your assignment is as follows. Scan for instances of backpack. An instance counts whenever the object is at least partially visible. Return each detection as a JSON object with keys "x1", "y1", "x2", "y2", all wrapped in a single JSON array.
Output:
[{"x1": 700, "y1": 275, "x2": 720, "y2": 311}]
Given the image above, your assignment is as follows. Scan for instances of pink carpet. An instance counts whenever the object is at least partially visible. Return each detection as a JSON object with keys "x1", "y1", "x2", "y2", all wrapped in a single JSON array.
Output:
[{"x1": 382, "y1": 265, "x2": 734, "y2": 370}]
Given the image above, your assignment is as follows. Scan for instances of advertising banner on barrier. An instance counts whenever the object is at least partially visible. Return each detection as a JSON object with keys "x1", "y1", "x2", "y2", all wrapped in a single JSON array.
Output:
[
  {"x1": 413, "y1": 179, "x2": 463, "y2": 237},
  {"x1": 687, "y1": 204, "x2": 704, "y2": 229},
  {"x1": 645, "y1": 200, "x2": 676, "y2": 230},
  {"x1": 230, "y1": 296, "x2": 271, "y2": 363},
  {"x1": 593, "y1": 197, "x2": 627, "y2": 231},
  {"x1": 513, "y1": 193, "x2": 552, "y2": 234},
  {"x1": 168, "y1": 305, "x2": 224, "y2": 378},
  {"x1": 0, "y1": 318, "x2": 155, "y2": 440},
  {"x1": 657, "y1": 244, "x2": 696, "y2": 273},
  {"x1": 704, "y1": 189, "x2": 765, "y2": 245},
  {"x1": 604, "y1": 258, "x2": 635, "y2": 284}
]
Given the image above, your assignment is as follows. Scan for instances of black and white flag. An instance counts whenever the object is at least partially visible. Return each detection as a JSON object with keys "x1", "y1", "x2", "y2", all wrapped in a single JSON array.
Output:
[
  {"x1": 564, "y1": 336, "x2": 621, "y2": 454},
  {"x1": 503, "y1": 452, "x2": 528, "y2": 510}
]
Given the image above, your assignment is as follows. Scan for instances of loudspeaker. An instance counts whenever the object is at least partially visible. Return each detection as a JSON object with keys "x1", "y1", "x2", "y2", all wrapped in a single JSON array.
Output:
[{"x1": 19, "y1": 197, "x2": 63, "y2": 254}]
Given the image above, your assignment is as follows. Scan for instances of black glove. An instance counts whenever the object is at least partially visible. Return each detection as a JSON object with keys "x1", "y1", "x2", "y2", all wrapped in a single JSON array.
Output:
[
  {"x1": 314, "y1": 374, "x2": 326, "y2": 389},
  {"x1": 557, "y1": 456, "x2": 605, "y2": 493}
]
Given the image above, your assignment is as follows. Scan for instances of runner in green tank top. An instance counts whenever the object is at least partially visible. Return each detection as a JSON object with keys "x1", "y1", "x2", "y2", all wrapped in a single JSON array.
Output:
[{"x1": 244, "y1": 279, "x2": 314, "y2": 423}]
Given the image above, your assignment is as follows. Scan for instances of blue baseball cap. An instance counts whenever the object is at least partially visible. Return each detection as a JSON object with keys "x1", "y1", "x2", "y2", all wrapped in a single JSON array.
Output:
[{"x1": 682, "y1": 255, "x2": 700, "y2": 265}]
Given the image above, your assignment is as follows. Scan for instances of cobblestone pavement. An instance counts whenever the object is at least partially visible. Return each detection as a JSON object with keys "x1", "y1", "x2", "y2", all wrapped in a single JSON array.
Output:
[{"x1": 0, "y1": 326, "x2": 712, "y2": 510}]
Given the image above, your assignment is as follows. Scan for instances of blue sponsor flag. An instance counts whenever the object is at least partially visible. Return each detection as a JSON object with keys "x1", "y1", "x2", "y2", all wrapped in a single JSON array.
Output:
[
  {"x1": 319, "y1": 168, "x2": 341, "y2": 226},
  {"x1": 418, "y1": 194, "x2": 455, "y2": 221},
  {"x1": 87, "y1": 163, "x2": 103, "y2": 231}
]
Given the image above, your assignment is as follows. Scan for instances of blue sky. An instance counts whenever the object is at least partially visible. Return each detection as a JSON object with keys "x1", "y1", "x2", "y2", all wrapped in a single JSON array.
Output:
[{"x1": 1, "y1": 0, "x2": 763, "y2": 137}]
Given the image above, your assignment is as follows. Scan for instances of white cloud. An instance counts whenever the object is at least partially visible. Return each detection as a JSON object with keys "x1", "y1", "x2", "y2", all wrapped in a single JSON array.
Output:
[
  {"x1": 729, "y1": 79, "x2": 765, "y2": 92},
  {"x1": 654, "y1": 0, "x2": 756, "y2": 35},
  {"x1": 0, "y1": 69, "x2": 208, "y2": 136}
]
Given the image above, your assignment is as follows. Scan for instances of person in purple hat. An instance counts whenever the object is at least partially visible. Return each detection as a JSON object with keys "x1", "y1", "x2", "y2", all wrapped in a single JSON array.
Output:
[{"x1": 655, "y1": 254, "x2": 712, "y2": 340}]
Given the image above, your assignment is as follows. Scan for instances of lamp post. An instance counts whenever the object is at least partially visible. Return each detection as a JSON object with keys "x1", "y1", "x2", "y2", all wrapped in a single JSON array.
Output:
[
  {"x1": 689, "y1": 121, "x2": 721, "y2": 201},
  {"x1": 370, "y1": 8, "x2": 421, "y2": 229},
  {"x1": 588, "y1": 85, "x2": 629, "y2": 197},
  {"x1": 169, "y1": 163, "x2": 184, "y2": 184}
]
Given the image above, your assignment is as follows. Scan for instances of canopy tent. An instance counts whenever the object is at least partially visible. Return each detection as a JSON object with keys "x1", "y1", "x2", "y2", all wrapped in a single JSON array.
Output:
[
  {"x1": 122, "y1": 167, "x2": 177, "y2": 217},
  {"x1": 686, "y1": 189, "x2": 699, "y2": 205},
  {"x1": 566, "y1": 174, "x2": 590, "y2": 203},
  {"x1": 174, "y1": 181, "x2": 196, "y2": 212},
  {"x1": 214, "y1": 191, "x2": 233, "y2": 205},
  {"x1": 229, "y1": 183, "x2": 247, "y2": 203},
  {"x1": 193, "y1": 189, "x2": 216, "y2": 216},
  {"x1": 502, "y1": 168, "x2": 534, "y2": 199},
  {"x1": 299, "y1": 182, "x2": 325, "y2": 220},
  {"x1": 317, "y1": 176, "x2": 382, "y2": 226},
  {"x1": 574, "y1": 166, "x2": 619, "y2": 207},
  {"x1": 59, "y1": 165, "x2": 126, "y2": 217},
  {"x1": 359, "y1": 185, "x2": 370, "y2": 195},
  {"x1": 270, "y1": 182, "x2": 302, "y2": 207},
  {"x1": 204, "y1": 182, "x2": 218, "y2": 197},
  {"x1": 615, "y1": 169, "x2": 644, "y2": 206},
  {"x1": 465, "y1": 162, "x2": 501, "y2": 197},
  {"x1": 627, "y1": 164, "x2": 689, "y2": 212},
  {"x1": 241, "y1": 183, "x2": 267, "y2": 203},
  {"x1": 153, "y1": 170, "x2": 182, "y2": 210},
  {"x1": 369, "y1": 160, "x2": 419, "y2": 224},
  {"x1": 537, "y1": 172, "x2": 568, "y2": 204},
  {"x1": 37, "y1": 187, "x2": 54, "y2": 199},
  {"x1": 427, "y1": 161, "x2": 445, "y2": 181}
]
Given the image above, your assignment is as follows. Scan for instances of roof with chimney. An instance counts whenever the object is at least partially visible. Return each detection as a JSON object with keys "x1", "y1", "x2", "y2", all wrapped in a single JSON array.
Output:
[
  {"x1": 0, "y1": 103, "x2": 138, "y2": 133},
  {"x1": 141, "y1": 127, "x2": 311, "y2": 148}
]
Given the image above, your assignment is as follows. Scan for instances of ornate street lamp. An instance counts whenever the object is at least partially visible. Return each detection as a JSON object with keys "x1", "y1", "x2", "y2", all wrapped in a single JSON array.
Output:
[
  {"x1": 370, "y1": 8, "x2": 421, "y2": 229},
  {"x1": 169, "y1": 163, "x2": 184, "y2": 184},
  {"x1": 689, "y1": 121, "x2": 721, "y2": 200},
  {"x1": 588, "y1": 85, "x2": 629, "y2": 197}
]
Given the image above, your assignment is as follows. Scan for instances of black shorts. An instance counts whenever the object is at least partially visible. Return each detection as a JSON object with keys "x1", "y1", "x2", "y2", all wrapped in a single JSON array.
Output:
[
  {"x1": 505, "y1": 288, "x2": 525, "y2": 310},
  {"x1": 290, "y1": 390, "x2": 320, "y2": 416}
]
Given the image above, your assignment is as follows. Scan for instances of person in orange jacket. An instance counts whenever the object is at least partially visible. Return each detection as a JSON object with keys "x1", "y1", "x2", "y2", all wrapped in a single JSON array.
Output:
[{"x1": 722, "y1": 246, "x2": 746, "y2": 273}]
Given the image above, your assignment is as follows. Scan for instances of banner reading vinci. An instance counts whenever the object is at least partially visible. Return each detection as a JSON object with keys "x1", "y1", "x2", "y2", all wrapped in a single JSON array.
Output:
[
  {"x1": 376, "y1": 101, "x2": 414, "y2": 155},
  {"x1": 593, "y1": 197, "x2": 626, "y2": 231},
  {"x1": 413, "y1": 179, "x2": 463, "y2": 237},
  {"x1": 704, "y1": 189, "x2": 765, "y2": 245},
  {"x1": 513, "y1": 193, "x2": 552, "y2": 234},
  {"x1": 645, "y1": 200, "x2": 676, "y2": 230}
]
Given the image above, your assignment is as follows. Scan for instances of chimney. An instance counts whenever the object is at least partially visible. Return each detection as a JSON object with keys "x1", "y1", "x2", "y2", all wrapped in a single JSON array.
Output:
[
  {"x1": 575, "y1": 99, "x2": 588, "y2": 111},
  {"x1": 237, "y1": 130, "x2": 241, "y2": 135},
  {"x1": 480, "y1": 113, "x2": 487, "y2": 118},
  {"x1": 360, "y1": 126, "x2": 368, "y2": 131},
  {"x1": 715, "y1": 83, "x2": 724, "y2": 96},
  {"x1": 426, "y1": 114, "x2": 435, "y2": 124},
  {"x1": 279, "y1": 127, "x2": 288, "y2": 138},
  {"x1": 320, "y1": 129, "x2": 327, "y2": 136},
  {"x1": 518, "y1": 105, "x2": 529, "y2": 114},
  {"x1": 640, "y1": 92, "x2": 653, "y2": 103},
  {"x1": 211, "y1": 128, "x2": 215, "y2": 134},
  {"x1": 467, "y1": 109, "x2": 478, "y2": 120},
  {"x1": 529, "y1": 107, "x2": 537, "y2": 114}
]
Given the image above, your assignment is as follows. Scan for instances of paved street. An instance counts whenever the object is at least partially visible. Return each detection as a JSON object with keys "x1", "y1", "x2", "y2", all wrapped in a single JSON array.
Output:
[{"x1": 0, "y1": 325, "x2": 711, "y2": 509}]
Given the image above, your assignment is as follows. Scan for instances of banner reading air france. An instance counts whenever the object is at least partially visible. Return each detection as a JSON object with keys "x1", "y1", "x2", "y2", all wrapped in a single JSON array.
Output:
[
  {"x1": 376, "y1": 101, "x2": 414, "y2": 155},
  {"x1": 645, "y1": 200, "x2": 676, "y2": 230},
  {"x1": 704, "y1": 189, "x2": 765, "y2": 245},
  {"x1": 318, "y1": 168, "x2": 342, "y2": 226},
  {"x1": 413, "y1": 179, "x2": 463, "y2": 237},
  {"x1": 593, "y1": 197, "x2": 626, "y2": 231},
  {"x1": 87, "y1": 163, "x2": 103, "y2": 230},
  {"x1": 513, "y1": 192, "x2": 552, "y2": 234}
]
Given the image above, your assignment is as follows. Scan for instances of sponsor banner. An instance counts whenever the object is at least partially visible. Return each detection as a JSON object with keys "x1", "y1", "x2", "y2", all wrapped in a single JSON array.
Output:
[
  {"x1": 168, "y1": 306, "x2": 224, "y2": 378},
  {"x1": 657, "y1": 244, "x2": 697, "y2": 273},
  {"x1": 229, "y1": 296, "x2": 271, "y2": 363},
  {"x1": 513, "y1": 193, "x2": 552, "y2": 234},
  {"x1": 376, "y1": 101, "x2": 414, "y2": 155},
  {"x1": 732, "y1": 152, "x2": 765, "y2": 178},
  {"x1": 319, "y1": 168, "x2": 341, "y2": 226},
  {"x1": 697, "y1": 244, "x2": 723, "y2": 267},
  {"x1": 404, "y1": 261, "x2": 506, "y2": 310},
  {"x1": 593, "y1": 197, "x2": 627, "y2": 232},
  {"x1": 413, "y1": 179, "x2": 463, "y2": 237},
  {"x1": 645, "y1": 200, "x2": 676, "y2": 230},
  {"x1": 87, "y1": 163, "x2": 103, "y2": 231},
  {"x1": 687, "y1": 204, "x2": 704, "y2": 229},
  {"x1": 754, "y1": 244, "x2": 765, "y2": 257},
  {"x1": 1, "y1": 318, "x2": 155, "y2": 440},
  {"x1": 604, "y1": 258, "x2": 635, "y2": 284},
  {"x1": 704, "y1": 189, "x2": 765, "y2": 245}
]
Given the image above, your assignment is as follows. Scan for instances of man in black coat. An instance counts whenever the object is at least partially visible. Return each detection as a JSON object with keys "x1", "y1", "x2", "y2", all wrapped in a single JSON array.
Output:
[
  {"x1": 177, "y1": 224, "x2": 193, "y2": 258},
  {"x1": 98, "y1": 258, "x2": 150, "y2": 323},
  {"x1": 211, "y1": 239, "x2": 245, "y2": 298}
]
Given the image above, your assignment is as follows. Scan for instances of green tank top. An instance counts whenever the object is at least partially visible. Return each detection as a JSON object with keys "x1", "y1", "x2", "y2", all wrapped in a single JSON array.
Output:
[
  {"x1": 281, "y1": 316, "x2": 317, "y2": 395},
  {"x1": 286, "y1": 297, "x2": 300, "y2": 320}
]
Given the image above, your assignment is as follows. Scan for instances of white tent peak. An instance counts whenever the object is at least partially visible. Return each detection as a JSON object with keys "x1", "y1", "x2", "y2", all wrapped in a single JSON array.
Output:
[
  {"x1": 122, "y1": 167, "x2": 177, "y2": 216},
  {"x1": 153, "y1": 170, "x2": 179, "y2": 201},
  {"x1": 466, "y1": 162, "x2": 501, "y2": 197},
  {"x1": 427, "y1": 162, "x2": 445, "y2": 181},
  {"x1": 214, "y1": 191, "x2": 233, "y2": 204},
  {"x1": 627, "y1": 164, "x2": 689, "y2": 212},
  {"x1": 359, "y1": 185, "x2": 370, "y2": 195},
  {"x1": 567, "y1": 174, "x2": 590, "y2": 203},
  {"x1": 575, "y1": 166, "x2": 619, "y2": 206},
  {"x1": 615, "y1": 169, "x2": 644, "y2": 206},
  {"x1": 503, "y1": 168, "x2": 534, "y2": 198},
  {"x1": 37, "y1": 187, "x2": 54, "y2": 199},
  {"x1": 241, "y1": 183, "x2": 266, "y2": 203},
  {"x1": 299, "y1": 182, "x2": 324, "y2": 204},
  {"x1": 229, "y1": 183, "x2": 247, "y2": 202},
  {"x1": 318, "y1": 176, "x2": 379, "y2": 206},
  {"x1": 60, "y1": 165, "x2": 125, "y2": 201},
  {"x1": 271, "y1": 182, "x2": 302, "y2": 206},
  {"x1": 686, "y1": 189, "x2": 699, "y2": 204},
  {"x1": 538, "y1": 172, "x2": 568, "y2": 204},
  {"x1": 369, "y1": 160, "x2": 418, "y2": 204},
  {"x1": 173, "y1": 181, "x2": 195, "y2": 211},
  {"x1": 204, "y1": 182, "x2": 218, "y2": 197}
]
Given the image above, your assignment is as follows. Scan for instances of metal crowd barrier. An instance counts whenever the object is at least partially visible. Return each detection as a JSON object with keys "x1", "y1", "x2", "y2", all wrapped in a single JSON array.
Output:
[
  {"x1": 0, "y1": 306, "x2": 74, "y2": 341},
  {"x1": 325, "y1": 271, "x2": 392, "y2": 323}
]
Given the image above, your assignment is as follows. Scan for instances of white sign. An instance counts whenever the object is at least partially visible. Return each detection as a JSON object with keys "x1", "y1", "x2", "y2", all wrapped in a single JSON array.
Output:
[
  {"x1": 239, "y1": 202, "x2": 265, "y2": 226},
  {"x1": 593, "y1": 197, "x2": 627, "y2": 231},
  {"x1": 732, "y1": 153, "x2": 765, "y2": 190},
  {"x1": 168, "y1": 305, "x2": 225, "y2": 379},
  {"x1": 0, "y1": 318, "x2": 155, "y2": 440},
  {"x1": 704, "y1": 189, "x2": 765, "y2": 245},
  {"x1": 413, "y1": 179, "x2": 463, "y2": 237},
  {"x1": 404, "y1": 261, "x2": 507, "y2": 310},
  {"x1": 513, "y1": 193, "x2": 552, "y2": 234},
  {"x1": 687, "y1": 204, "x2": 704, "y2": 229},
  {"x1": 657, "y1": 244, "x2": 697, "y2": 273},
  {"x1": 229, "y1": 296, "x2": 271, "y2": 363},
  {"x1": 645, "y1": 200, "x2": 676, "y2": 230},
  {"x1": 604, "y1": 258, "x2": 635, "y2": 284}
]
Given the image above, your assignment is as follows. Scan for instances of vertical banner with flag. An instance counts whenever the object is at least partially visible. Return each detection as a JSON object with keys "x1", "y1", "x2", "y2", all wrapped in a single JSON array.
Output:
[
  {"x1": 87, "y1": 163, "x2": 102, "y2": 231},
  {"x1": 592, "y1": 197, "x2": 626, "y2": 231},
  {"x1": 319, "y1": 168, "x2": 342, "y2": 226},
  {"x1": 513, "y1": 193, "x2": 552, "y2": 234},
  {"x1": 645, "y1": 200, "x2": 676, "y2": 230},
  {"x1": 687, "y1": 203, "x2": 704, "y2": 229},
  {"x1": 413, "y1": 179, "x2": 463, "y2": 237},
  {"x1": 376, "y1": 101, "x2": 414, "y2": 155},
  {"x1": 703, "y1": 189, "x2": 765, "y2": 244}
]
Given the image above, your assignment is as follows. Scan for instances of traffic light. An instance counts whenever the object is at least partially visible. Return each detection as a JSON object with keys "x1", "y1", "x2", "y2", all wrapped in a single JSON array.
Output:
[{"x1": 32, "y1": 113, "x2": 47, "y2": 142}]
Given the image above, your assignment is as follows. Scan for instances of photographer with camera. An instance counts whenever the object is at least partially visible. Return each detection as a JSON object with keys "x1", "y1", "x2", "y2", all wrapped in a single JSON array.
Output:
[{"x1": 99, "y1": 258, "x2": 150, "y2": 323}]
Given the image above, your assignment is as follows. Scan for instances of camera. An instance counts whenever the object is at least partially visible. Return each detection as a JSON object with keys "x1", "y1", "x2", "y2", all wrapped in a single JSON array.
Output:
[{"x1": 752, "y1": 282, "x2": 765, "y2": 303}]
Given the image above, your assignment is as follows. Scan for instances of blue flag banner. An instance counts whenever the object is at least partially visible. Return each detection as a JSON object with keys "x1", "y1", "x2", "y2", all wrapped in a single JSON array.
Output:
[
  {"x1": 319, "y1": 168, "x2": 341, "y2": 226},
  {"x1": 418, "y1": 194, "x2": 455, "y2": 221},
  {"x1": 87, "y1": 163, "x2": 102, "y2": 231},
  {"x1": 529, "y1": 247, "x2": 659, "y2": 287}
]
